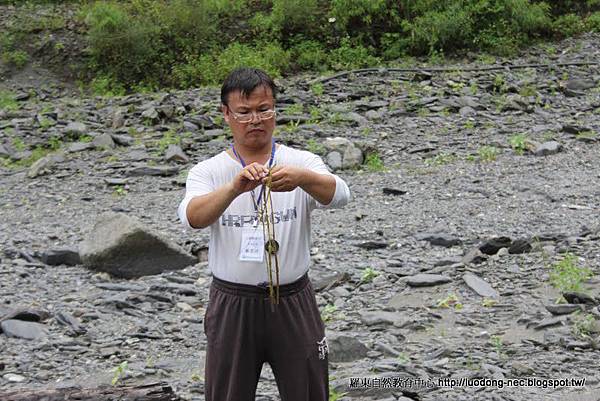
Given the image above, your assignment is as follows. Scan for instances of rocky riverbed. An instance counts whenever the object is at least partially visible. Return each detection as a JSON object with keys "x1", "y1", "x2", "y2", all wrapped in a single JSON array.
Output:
[{"x1": 1, "y1": 33, "x2": 600, "y2": 401}]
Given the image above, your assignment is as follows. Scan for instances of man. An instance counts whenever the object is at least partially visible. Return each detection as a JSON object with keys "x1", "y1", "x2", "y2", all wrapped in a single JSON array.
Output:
[{"x1": 177, "y1": 67, "x2": 350, "y2": 401}]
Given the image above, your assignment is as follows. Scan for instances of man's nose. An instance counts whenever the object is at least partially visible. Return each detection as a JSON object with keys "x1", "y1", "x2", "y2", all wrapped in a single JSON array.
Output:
[{"x1": 249, "y1": 111, "x2": 261, "y2": 123}]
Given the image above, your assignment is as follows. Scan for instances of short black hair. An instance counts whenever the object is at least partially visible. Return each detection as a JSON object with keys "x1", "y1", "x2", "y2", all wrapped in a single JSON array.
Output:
[{"x1": 220, "y1": 67, "x2": 277, "y2": 106}]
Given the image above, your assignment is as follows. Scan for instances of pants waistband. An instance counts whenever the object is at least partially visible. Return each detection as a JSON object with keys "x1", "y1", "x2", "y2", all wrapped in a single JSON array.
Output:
[{"x1": 211, "y1": 273, "x2": 309, "y2": 297}]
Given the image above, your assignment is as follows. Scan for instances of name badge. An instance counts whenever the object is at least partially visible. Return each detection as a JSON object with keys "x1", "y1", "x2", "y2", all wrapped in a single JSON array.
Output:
[{"x1": 239, "y1": 228, "x2": 264, "y2": 262}]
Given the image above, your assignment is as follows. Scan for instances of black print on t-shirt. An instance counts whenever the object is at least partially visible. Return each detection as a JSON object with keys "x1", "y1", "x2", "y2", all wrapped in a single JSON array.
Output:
[{"x1": 220, "y1": 207, "x2": 298, "y2": 227}]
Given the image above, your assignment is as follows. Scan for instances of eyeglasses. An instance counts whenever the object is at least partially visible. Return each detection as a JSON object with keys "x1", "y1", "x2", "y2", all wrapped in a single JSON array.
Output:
[{"x1": 229, "y1": 108, "x2": 276, "y2": 124}]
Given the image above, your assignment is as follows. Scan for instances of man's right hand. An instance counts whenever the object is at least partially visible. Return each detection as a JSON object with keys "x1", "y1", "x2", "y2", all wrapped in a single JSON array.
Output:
[{"x1": 231, "y1": 162, "x2": 269, "y2": 195}]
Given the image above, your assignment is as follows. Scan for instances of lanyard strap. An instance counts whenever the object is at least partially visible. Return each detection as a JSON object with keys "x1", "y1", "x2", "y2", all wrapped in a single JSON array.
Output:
[{"x1": 231, "y1": 138, "x2": 276, "y2": 207}]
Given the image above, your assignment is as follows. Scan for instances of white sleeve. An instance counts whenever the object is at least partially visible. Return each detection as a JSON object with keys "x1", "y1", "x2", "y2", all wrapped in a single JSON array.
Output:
[
  {"x1": 177, "y1": 161, "x2": 215, "y2": 229},
  {"x1": 302, "y1": 152, "x2": 351, "y2": 210}
]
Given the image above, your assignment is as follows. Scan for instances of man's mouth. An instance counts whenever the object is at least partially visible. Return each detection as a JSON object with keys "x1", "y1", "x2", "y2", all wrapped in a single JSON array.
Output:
[{"x1": 247, "y1": 128, "x2": 264, "y2": 134}]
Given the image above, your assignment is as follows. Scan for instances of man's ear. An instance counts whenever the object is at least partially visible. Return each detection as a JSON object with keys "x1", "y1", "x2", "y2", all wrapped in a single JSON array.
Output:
[{"x1": 221, "y1": 104, "x2": 230, "y2": 124}]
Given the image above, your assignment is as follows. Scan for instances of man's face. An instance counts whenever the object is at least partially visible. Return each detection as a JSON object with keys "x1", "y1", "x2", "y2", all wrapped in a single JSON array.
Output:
[{"x1": 222, "y1": 85, "x2": 276, "y2": 151}]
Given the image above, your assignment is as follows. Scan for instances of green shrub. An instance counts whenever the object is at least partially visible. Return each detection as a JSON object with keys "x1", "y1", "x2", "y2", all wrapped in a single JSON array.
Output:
[
  {"x1": 77, "y1": 0, "x2": 599, "y2": 90},
  {"x1": 85, "y1": 1, "x2": 162, "y2": 84},
  {"x1": 552, "y1": 13, "x2": 586, "y2": 37},
  {"x1": 403, "y1": 3, "x2": 473, "y2": 55},
  {"x1": 90, "y1": 74, "x2": 126, "y2": 97},
  {"x1": 329, "y1": 0, "x2": 398, "y2": 47},
  {"x1": 2, "y1": 50, "x2": 29, "y2": 68},
  {"x1": 154, "y1": 0, "x2": 217, "y2": 55},
  {"x1": 271, "y1": 0, "x2": 322, "y2": 39},
  {"x1": 290, "y1": 40, "x2": 328, "y2": 71},
  {"x1": 542, "y1": 0, "x2": 600, "y2": 16},
  {"x1": 328, "y1": 38, "x2": 380, "y2": 70},
  {"x1": 172, "y1": 42, "x2": 291, "y2": 87},
  {"x1": 550, "y1": 253, "x2": 593, "y2": 294},
  {"x1": 0, "y1": 91, "x2": 19, "y2": 112},
  {"x1": 585, "y1": 11, "x2": 600, "y2": 32}
]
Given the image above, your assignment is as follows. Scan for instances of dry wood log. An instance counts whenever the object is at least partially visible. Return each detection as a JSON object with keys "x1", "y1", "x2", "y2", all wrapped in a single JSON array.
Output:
[{"x1": 0, "y1": 381, "x2": 184, "y2": 401}]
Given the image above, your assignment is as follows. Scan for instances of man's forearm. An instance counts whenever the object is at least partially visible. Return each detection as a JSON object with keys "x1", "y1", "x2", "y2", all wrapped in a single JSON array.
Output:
[
  {"x1": 299, "y1": 170, "x2": 336, "y2": 205},
  {"x1": 186, "y1": 183, "x2": 239, "y2": 228}
]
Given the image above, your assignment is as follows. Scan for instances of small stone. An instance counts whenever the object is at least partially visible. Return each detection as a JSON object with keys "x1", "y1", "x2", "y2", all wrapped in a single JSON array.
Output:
[
  {"x1": 415, "y1": 233, "x2": 461, "y2": 247},
  {"x1": 342, "y1": 143, "x2": 363, "y2": 169},
  {"x1": 562, "y1": 292, "x2": 596, "y2": 305},
  {"x1": 355, "y1": 241, "x2": 388, "y2": 250},
  {"x1": 566, "y1": 79, "x2": 596, "y2": 91},
  {"x1": 479, "y1": 237, "x2": 512, "y2": 255},
  {"x1": 382, "y1": 187, "x2": 407, "y2": 196},
  {"x1": 534, "y1": 141, "x2": 562, "y2": 156},
  {"x1": 326, "y1": 151, "x2": 342, "y2": 171},
  {"x1": 41, "y1": 248, "x2": 81, "y2": 266},
  {"x1": 165, "y1": 145, "x2": 189, "y2": 163},
  {"x1": 126, "y1": 165, "x2": 179, "y2": 177},
  {"x1": 360, "y1": 311, "x2": 408, "y2": 327},
  {"x1": 64, "y1": 122, "x2": 87, "y2": 136},
  {"x1": 328, "y1": 334, "x2": 369, "y2": 362},
  {"x1": 509, "y1": 239, "x2": 532, "y2": 254},
  {"x1": 1, "y1": 319, "x2": 48, "y2": 340},
  {"x1": 462, "y1": 248, "x2": 487, "y2": 265},
  {"x1": 27, "y1": 152, "x2": 64, "y2": 178},
  {"x1": 463, "y1": 273, "x2": 499, "y2": 298},
  {"x1": 111, "y1": 134, "x2": 134, "y2": 146},
  {"x1": 112, "y1": 109, "x2": 126, "y2": 128},
  {"x1": 511, "y1": 362, "x2": 535, "y2": 376},
  {"x1": 141, "y1": 107, "x2": 159, "y2": 122},
  {"x1": 176, "y1": 302, "x2": 193, "y2": 312},
  {"x1": 92, "y1": 133, "x2": 116, "y2": 149},
  {"x1": 67, "y1": 142, "x2": 94, "y2": 153},
  {"x1": 3, "y1": 373, "x2": 26, "y2": 383},
  {"x1": 545, "y1": 304, "x2": 583, "y2": 315},
  {"x1": 406, "y1": 274, "x2": 452, "y2": 287},
  {"x1": 323, "y1": 137, "x2": 351, "y2": 153},
  {"x1": 183, "y1": 121, "x2": 199, "y2": 132}
]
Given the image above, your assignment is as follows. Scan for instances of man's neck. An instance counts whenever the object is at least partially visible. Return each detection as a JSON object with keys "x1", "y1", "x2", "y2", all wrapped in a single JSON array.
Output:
[{"x1": 231, "y1": 141, "x2": 274, "y2": 166}]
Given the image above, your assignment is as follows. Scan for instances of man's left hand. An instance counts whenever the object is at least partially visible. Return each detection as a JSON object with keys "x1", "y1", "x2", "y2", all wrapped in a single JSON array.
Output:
[{"x1": 267, "y1": 165, "x2": 306, "y2": 192}]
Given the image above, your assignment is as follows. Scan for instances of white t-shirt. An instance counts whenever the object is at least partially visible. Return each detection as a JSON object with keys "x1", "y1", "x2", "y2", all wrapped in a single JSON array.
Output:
[{"x1": 177, "y1": 144, "x2": 350, "y2": 285}]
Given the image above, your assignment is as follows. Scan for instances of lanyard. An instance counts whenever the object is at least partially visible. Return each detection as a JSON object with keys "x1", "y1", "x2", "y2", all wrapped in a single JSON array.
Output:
[{"x1": 231, "y1": 138, "x2": 276, "y2": 210}]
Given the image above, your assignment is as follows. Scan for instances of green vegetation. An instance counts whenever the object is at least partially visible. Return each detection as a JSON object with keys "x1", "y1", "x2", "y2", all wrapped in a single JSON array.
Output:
[
  {"x1": 490, "y1": 335, "x2": 504, "y2": 358},
  {"x1": 576, "y1": 130, "x2": 597, "y2": 140},
  {"x1": 329, "y1": 385, "x2": 347, "y2": 401},
  {"x1": 549, "y1": 253, "x2": 593, "y2": 294},
  {"x1": 397, "y1": 352, "x2": 410, "y2": 364},
  {"x1": 360, "y1": 266, "x2": 379, "y2": 283},
  {"x1": 305, "y1": 138, "x2": 325, "y2": 155},
  {"x1": 321, "y1": 304, "x2": 338, "y2": 322},
  {"x1": 2, "y1": 50, "x2": 29, "y2": 68},
  {"x1": 113, "y1": 185, "x2": 127, "y2": 197},
  {"x1": 424, "y1": 152, "x2": 457, "y2": 166},
  {"x1": 71, "y1": 0, "x2": 600, "y2": 90},
  {"x1": 0, "y1": 140, "x2": 59, "y2": 169},
  {"x1": 154, "y1": 130, "x2": 180, "y2": 154},
  {"x1": 572, "y1": 312, "x2": 598, "y2": 339},
  {"x1": 477, "y1": 145, "x2": 500, "y2": 162},
  {"x1": 310, "y1": 83, "x2": 324, "y2": 97},
  {"x1": 482, "y1": 298, "x2": 498, "y2": 308},
  {"x1": 0, "y1": 91, "x2": 20, "y2": 112},
  {"x1": 436, "y1": 293, "x2": 463, "y2": 310},
  {"x1": 364, "y1": 153, "x2": 385, "y2": 172},
  {"x1": 509, "y1": 133, "x2": 528, "y2": 155},
  {"x1": 111, "y1": 361, "x2": 128, "y2": 386}
]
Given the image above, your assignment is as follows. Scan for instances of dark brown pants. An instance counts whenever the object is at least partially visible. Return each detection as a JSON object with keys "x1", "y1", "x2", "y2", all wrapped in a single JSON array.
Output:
[{"x1": 204, "y1": 273, "x2": 329, "y2": 401}]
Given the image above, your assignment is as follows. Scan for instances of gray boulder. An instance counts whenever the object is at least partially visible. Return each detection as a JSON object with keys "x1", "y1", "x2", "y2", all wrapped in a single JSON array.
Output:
[
  {"x1": 326, "y1": 151, "x2": 342, "y2": 171},
  {"x1": 79, "y1": 212, "x2": 197, "y2": 278},
  {"x1": 342, "y1": 142, "x2": 364, "y2": 169},
  {"x1": 534, "y1": 141, "x2": 562, "y2": 156},
  {"x1": 1, "y1": 320, "x2": 48, "y2": 340},
  {"x1": 327, "y1": 332, "x2": 369, "y2": 362}
]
